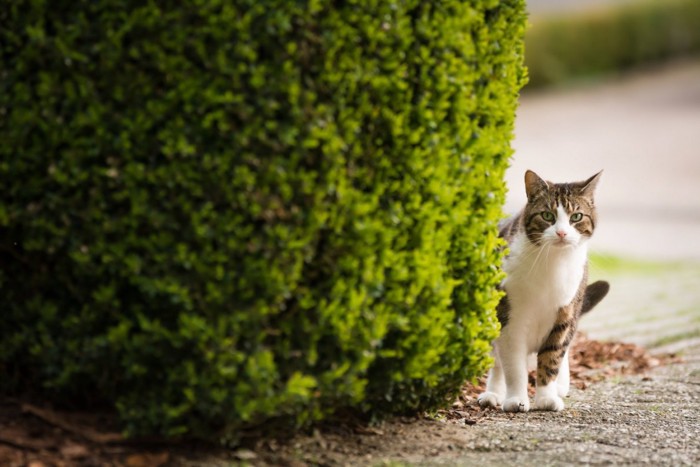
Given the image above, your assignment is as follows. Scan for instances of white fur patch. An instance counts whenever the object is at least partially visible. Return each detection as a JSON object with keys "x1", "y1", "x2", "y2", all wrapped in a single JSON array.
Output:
[{"x1": 501, "y1": 224, "x2": 587, "y2": 354}]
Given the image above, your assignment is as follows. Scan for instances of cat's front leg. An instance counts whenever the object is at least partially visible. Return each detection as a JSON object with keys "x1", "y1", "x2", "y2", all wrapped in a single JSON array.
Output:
[
  {"x1": 500, "y1": 339, "x2": 530, "y2": 412},
  {"x1": 477, "y1": 349, "x2": 505, "y2": 409}
]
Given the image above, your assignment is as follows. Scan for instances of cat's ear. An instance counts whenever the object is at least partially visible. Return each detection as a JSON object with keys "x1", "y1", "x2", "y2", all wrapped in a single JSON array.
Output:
[
  {"x1": 524, "y1": 170, "x2": 548, "y2": 200},
  {"x1": 579, "y1": 170, "x2": 603, "y2": 198}
]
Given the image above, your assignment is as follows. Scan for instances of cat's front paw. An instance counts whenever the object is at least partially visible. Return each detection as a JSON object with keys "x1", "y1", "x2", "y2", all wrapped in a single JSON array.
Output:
[
  {"x1": 502, "y1": 397, "x2": 530, "y2": 413},
  {"x1": 534, "y1": 394, "x2": 565, "y2": 412},
  {"x1": 477, "y1": 391, "x2": 503, "y2": 409}
]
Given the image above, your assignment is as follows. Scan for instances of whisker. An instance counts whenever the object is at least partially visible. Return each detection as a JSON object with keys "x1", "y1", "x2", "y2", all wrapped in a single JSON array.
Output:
[
  {"x1": 527, "y1": 241, "x2": 548, "y2": 277},
  {"x1": 544, "y1": 242, "x2": 553, "y2": 273}
]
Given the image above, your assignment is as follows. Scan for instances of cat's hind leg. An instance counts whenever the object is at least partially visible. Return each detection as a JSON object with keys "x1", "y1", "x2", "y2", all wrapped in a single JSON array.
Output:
[
  {"x1": 535, "y1": 350, "x2": 566, "y2": 411},
  {"x1": 535, "y1": 381, "x2": 564, "y2": 411},
  {"x1": 534, "y1": 306, "x2": 576, "y2": 411},
  {"x1": 557, "y1": 348, "x2": 570, "y2": 397}
]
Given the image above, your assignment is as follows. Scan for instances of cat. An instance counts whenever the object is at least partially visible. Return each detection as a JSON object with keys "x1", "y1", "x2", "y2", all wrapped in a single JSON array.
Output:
[{"x1": 478, "y1": 169, "x2": 609, "y2": 412}]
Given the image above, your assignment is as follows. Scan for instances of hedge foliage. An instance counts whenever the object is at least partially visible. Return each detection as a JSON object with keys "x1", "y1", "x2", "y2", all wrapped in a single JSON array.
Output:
[
  {"x1": 0, "y1": 0, "x2": 526, "y2": 441},
  {"x1": 525, "y1": 0, "x2": 700, "y2": 88}
]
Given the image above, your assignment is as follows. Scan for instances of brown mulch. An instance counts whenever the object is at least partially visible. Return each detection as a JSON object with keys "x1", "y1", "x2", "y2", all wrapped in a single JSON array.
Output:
[
  {"x1": 0, "y1": 402, "x2": 229, "y2": 466},
  {"x1": 0, "y1": 333, "x2": 680, "y2": 466}
]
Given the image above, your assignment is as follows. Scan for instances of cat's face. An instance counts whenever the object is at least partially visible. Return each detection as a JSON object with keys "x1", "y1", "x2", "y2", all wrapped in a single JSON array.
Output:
[{"x1": 522, "y1": 170, "x2": 601, "y2": 248}]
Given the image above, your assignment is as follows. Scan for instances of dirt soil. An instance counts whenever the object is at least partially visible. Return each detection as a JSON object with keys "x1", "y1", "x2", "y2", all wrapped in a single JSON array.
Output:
[{"x1": 2, "y1": 333, "x2": 696, "y2": 467}]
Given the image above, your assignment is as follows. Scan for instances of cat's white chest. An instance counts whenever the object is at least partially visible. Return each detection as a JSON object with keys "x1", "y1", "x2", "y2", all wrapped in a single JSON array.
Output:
[{"x1": 502, "y1": 231, "x2": 587, "y2": 349}]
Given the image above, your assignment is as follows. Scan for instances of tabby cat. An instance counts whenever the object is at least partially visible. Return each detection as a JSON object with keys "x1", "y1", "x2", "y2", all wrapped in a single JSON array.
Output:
[{"x1": 478, "y1": 170, "x2": 609, "y2": 412}]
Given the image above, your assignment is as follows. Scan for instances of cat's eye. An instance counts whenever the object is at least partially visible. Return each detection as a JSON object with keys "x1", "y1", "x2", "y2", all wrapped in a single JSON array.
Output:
[
  {"x1": 570, "y1": 212, "x2": 583, "y2": 222},
  {"x1": 541, "y1": 211, "x2": 555, "y2": 222}
]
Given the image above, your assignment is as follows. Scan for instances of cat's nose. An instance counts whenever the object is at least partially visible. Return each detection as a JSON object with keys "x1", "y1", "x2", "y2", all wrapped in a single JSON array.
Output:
[{"x1": 556, "y1": 230, "x2": 567, "y2": 239}]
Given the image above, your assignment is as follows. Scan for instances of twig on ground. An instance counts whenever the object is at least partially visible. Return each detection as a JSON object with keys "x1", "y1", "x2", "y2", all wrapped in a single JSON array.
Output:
[{"x1": 21, "y1": 403, "x2": 124, "y2": 445}]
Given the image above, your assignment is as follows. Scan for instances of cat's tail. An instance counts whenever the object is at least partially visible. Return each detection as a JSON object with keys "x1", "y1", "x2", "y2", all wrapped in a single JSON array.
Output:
[{"x1": 581, "y1": 280, "x2": 610, "y2": 315}]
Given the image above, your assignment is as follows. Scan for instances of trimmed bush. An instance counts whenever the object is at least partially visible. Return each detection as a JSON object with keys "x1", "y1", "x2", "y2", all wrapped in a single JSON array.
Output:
[
  {"x1": 0, "y1": 0, "x2": 526, "y2": 441},
  {"x1": 526, "y1": 0, "x2": 700, "y2": 88}
]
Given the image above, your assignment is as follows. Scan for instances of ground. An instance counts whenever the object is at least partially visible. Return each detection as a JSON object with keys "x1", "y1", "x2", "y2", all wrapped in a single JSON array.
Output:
[
  {"x1": 250, "y1": 335, "x2": 698, "y2": 466},
  {"x1": 2, "y1": 333, "x2": 695, "y2": 466}
]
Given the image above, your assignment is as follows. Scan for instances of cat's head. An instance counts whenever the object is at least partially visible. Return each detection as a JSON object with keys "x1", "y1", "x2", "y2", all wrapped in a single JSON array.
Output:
[{"x1": 522, "y1": 170, "x2": 602, "y2": 248}]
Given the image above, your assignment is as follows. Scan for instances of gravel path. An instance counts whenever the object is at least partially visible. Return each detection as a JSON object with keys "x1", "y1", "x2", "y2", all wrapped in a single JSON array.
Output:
[{"x1": 441, "y1": 346, "x2": 700, "y2": 466}]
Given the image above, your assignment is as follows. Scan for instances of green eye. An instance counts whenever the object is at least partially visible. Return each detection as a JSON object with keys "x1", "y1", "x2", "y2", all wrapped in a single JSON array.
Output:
[
  {"x1": 541, "y1": 211, "x2": 555, "y2": 222},
  {"x1": 570, "y1": 212, "x2": 583, "y2": 222}
]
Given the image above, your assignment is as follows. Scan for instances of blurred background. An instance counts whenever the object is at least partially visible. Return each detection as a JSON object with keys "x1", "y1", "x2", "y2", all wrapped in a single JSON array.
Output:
[{"x1": 507, "y1": 0, "x2": 700, "y2": 350}]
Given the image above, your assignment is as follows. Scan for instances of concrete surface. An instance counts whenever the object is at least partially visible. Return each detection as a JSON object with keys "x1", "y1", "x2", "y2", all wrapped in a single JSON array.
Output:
[
  {"x1": 447, "y1": 345, "x2": 700, "y2": 466},
  {"x1": 583, "y1": 260, "x2": 700, "y2": 351}
]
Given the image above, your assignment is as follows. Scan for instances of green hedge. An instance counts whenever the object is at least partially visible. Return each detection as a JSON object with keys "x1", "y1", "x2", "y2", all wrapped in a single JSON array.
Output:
[
  {"x1": 526, "y1": 0, "x2": 700, "y2": 88},
  {"x1": 0, "y1": 0, "x2": 526, "y2": 441}
]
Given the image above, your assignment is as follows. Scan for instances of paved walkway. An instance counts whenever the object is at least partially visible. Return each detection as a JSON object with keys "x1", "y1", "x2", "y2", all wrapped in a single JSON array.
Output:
[
  {"x1": 450, "y1": 343, "x2": 700, "y2": 466},
  {"x1": 507, "y1": 60, "x2": 700, "y2": 349}
]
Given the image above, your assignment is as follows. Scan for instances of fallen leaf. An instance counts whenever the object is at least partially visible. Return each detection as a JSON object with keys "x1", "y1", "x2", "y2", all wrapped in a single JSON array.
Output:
[
  {"x1": 125, "y1": 452, "x2": 169, "y2": 467},
  {"x1": 60, "y1": 443, "x2": 90, "y2": 458},
  {"x1": 234, "y1": 449, "x2": 258, "y2": 460}
]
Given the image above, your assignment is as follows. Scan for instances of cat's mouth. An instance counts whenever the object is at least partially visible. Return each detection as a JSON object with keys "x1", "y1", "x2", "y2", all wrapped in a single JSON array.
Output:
[{"x1": 552, "y1": 237, "x2": 576, "y2": 248}]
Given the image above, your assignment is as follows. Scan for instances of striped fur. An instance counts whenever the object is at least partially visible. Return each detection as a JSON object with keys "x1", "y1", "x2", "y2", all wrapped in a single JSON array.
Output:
[{"x1": 478, "y1": 170, "x2": 608, "y2": 413}]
